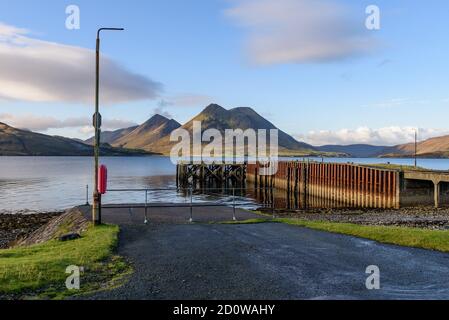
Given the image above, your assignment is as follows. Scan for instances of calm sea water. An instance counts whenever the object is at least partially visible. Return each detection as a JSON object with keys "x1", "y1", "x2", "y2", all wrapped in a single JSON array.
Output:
[{"x1": 0, "y1": 156, "x2": 448, "y2": 213}]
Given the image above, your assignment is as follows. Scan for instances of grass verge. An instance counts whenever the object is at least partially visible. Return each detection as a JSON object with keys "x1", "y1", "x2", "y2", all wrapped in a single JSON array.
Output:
[
  {"x1": 360, "y1": 163, "x2": 426, "y2": 171},
  {"x1": 0, "y1": 224, "x2": 131, "y2": 299},
  {"x1": 225, "y1": 217, "x2": 449, "y2": 253}
]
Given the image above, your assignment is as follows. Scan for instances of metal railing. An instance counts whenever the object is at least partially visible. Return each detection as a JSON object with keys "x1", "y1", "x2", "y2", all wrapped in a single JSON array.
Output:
[{"x1": 99, "y1": 186, "x2": 275, "y2": 224}]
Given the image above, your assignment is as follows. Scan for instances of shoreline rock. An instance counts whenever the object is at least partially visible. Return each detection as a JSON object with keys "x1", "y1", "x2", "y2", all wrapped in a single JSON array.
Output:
[
  {"x1": 14, "y1": 208, "x2": 89, "y2": 247},
  {"x1": 0, "y1": 212, "x2": 62, "y2": 249}
]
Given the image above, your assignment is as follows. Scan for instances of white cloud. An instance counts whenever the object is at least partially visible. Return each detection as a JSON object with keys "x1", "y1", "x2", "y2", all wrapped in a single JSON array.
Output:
[
  {"x1": 0, "y1": 22, "x2": 162, "y2": 104},
  {"x1": 0, "y1": 113, "x2": 136, "y2": 132},
  {"x1": 295, "y1": 127, "x2": 449, "y2": 146},
  {"x1": 225, "y1": 0, "x2": 379, "y2": 65},
  {"x1": 78, "y1": 126, "x2": 95, "y2": 135}
]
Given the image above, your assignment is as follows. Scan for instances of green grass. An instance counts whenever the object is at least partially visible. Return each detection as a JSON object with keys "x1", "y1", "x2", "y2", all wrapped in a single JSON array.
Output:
[
  {"x1": 225, "y1": 217, "x2": 449, "y2": 253},
  {"x1": 221, "y1": 218, "x2": 270, "y2": 225},
  {"x1": 0, "y1": 224, "x2": 130, "y2": 299},
  {"x1": 275, "y1": 218, "x2": 449, "y2": 252}
]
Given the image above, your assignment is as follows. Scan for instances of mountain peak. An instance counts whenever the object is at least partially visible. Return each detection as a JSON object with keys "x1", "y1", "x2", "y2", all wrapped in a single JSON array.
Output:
[
  {"x1": 147, "y1": 113, "x2": 170, "y2": 122},
  {"x1": 112, "y1": 113, "x2": 181, "y2": 150},
  {"x1": 202, "y1": 104, "x2": 227, "y2": 114},
  {"x1": 140, "y1": 114, "x2": 172, "y2": 129},
  {"x1": 0, "y1": 122, "x2": 15, "y2": 132},
  {"x1": 193, "y1": 104, "x2": 228, "y2": 122}
]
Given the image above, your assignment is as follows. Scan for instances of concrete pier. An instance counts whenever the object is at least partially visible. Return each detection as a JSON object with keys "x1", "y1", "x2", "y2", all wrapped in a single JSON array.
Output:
[{"x1": 402, "y1": 170, "x2": 449, "y2": 208}]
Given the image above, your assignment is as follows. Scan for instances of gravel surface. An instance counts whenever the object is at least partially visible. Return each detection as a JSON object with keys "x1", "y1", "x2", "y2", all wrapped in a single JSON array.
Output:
[
  {"x1": 78, "y1": 206, "x2": 449, "y2": 300},
  {"x1": 260, "y1": 207, "x2": 449, "y2": 230}
]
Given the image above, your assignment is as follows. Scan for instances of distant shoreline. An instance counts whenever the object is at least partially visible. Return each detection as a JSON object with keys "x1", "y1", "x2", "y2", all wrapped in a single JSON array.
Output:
[
  {"x1": 0, "y1": 154, "x2": 447, "y2": 160},
  {"x1": 0, "y1": 154, "x2": 158, "y2": 157}
]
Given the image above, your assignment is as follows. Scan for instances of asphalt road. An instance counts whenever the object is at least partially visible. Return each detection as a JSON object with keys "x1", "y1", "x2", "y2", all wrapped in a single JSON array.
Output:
[{"x1": 82, "y1": 206, "x2": 449, "y2": 300}]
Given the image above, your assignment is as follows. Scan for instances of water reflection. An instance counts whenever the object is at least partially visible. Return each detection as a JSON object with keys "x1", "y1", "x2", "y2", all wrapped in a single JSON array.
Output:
[
  {"x1": 103, "y1": 175, "x2": 185, "y2": 205},
  {"x1": 192, "y1": 184, "x2": 349, "y2": 211},
  {"x1": 244, "y1": 185, "x2": 347, "y2": 210}
]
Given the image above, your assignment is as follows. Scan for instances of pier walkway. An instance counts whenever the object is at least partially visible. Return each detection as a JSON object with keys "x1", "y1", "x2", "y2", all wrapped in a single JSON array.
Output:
[{"x1": 404, "y1": 170, "x2": 449, "y2": 208}]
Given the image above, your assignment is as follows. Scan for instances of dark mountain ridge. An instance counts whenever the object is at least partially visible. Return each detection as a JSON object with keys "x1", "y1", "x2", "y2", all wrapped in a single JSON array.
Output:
[
  {"x1": 127, "y1": 104, "x2": 317, "y2": 155},
  {"x1": 112, "y1": 114, "x2": 181, "y2": 150},
  {"x1": 85, "y1": 126, "x2": 138, "y2": 145},
  {"x1": 317, "y1": 144, "x2": 396, "y2": 158},
  {"x1": 0, "y1": 122, "x2": 153, "y2": 156}
]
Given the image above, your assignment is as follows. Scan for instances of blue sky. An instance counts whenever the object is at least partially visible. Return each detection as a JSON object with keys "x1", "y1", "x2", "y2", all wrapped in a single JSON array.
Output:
[{"x1": 0, "y1": 0, "x2": 448, "y2": 146}]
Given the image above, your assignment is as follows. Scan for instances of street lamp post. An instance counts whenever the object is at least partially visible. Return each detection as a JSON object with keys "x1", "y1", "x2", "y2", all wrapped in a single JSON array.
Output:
[{"x1": 93, "y1": 27, "x2": 124, "y2": 226}]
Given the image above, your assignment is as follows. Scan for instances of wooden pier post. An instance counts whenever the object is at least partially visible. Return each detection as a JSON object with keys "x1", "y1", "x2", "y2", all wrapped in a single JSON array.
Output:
[{"x1": 434, "y1": 181, "x2": 441, "y2": 209}]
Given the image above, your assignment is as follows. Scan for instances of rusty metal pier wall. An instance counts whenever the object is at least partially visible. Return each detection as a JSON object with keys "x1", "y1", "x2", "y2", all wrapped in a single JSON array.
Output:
[{"x1": 247, "y1": 161, "x2": 400, "y2": 209}]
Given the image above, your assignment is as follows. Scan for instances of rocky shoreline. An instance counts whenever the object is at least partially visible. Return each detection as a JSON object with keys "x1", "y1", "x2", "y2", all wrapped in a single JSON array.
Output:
[
  {"x1": 0, "y1": 212, "x2": 62, "y2": 249},
  {"x1": 259, "y1": 206, "x2": 449, "y2": 230}
]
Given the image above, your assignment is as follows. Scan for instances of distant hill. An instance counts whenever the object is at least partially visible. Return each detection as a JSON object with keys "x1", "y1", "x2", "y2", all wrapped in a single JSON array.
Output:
[
  {"x1": 12, "y1": 101, "x2": 449, "y2": 158},
  {"x1": 317, "y1": 144, "x2": 395, "y2": 158},
  {"x1": 317, "y1": 135, "x2": 449, "y2": 159},
  {"x1": 380, "y1": 135, "x2": 449, "y2": 158},
  {"x1": 0, "y1": 122, "x2": 154, "y2": 156},
  {"x1": 85, "y1": 126, "x2": 138, "y2": 145},
  {"x1": 112, "y1": 114, "x2": 181, "y2": 150},
  {"x1": 125, "y1": 104, "x2": 318, "y2": 155}
]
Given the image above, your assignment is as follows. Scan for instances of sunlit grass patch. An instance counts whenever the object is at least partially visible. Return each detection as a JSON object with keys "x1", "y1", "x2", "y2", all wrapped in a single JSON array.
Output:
[
  {"x1": 221, "y1": 218, "x2": 271, "y2": 225},
  {"x1": 224, "y1": 217, "x2": 449, "y2": 253},
  {"x1": 274, "y1": 218, "x2": 449, "y2": 253},
  {"x1": 361, "y1": 163, "x2": 426, "y2": 171},
  {"x1": 0, "y1": 224, "x2": 130, "y2": 298}
]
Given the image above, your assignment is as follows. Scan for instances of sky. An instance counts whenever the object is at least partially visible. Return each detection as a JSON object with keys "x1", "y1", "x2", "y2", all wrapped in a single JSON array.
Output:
[{"x1": 0, "y1": 0, "x2": 448, "y2": 146}]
